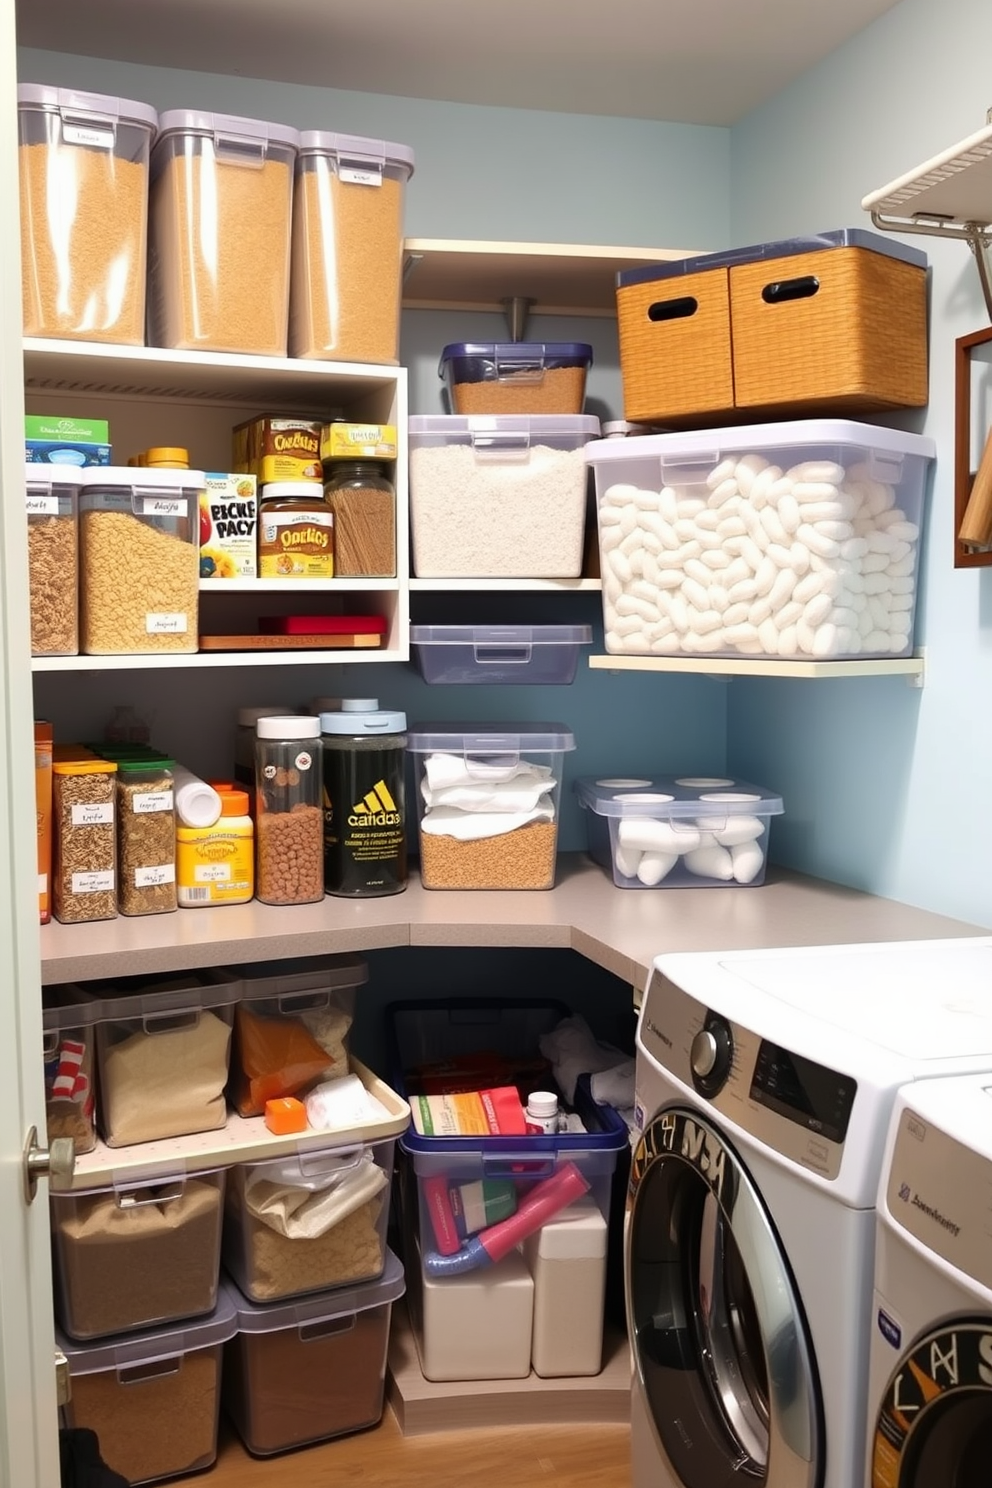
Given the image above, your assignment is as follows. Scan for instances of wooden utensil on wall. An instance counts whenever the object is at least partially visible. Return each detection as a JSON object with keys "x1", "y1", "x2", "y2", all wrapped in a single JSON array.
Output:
[{"x1": 954, "y1": 324, "x2": 992, "y2": 566}]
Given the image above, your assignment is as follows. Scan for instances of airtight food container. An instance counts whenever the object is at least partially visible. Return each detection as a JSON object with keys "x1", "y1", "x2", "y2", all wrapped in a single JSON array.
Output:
[
  {"x1": 410, "y1": 624, "x2": 592, "y2": 685},
  {"x1": 78, "y1": 468, "x2": 203, "y2": 654},
  {"x1": 43, "y1": 983, "x2": 101, "y2": 1154},
  {"x1": 575, "y1": 774, "x2": 784, "y2": 888},
  {"x1": 148, "y1": 111, "x2": 300, "y2": 355},
  {"x1": 439, "y1": 342, "x2": 593, "y2": 415},
  {"x1": 586, "y1": 420, "x2": 935, "y2": 661},
  {"x1": 17, "y1": 85, "x2": 158, "y2": 344},
  {"x1": 407, "y1": 723, "x2": 576, "y2": 890},
  {"x1": 408, "y1": 414, "x2": 600, "y2": 578},
  {"x1": 290, "y1": 131, "x2": 415, "y2": 364},
  {"x1": 221, "y1": 1251, "x2": 405, "y2": 1455},
  {"x1": 26, "y1": 465, "x2": 80, "y2": 656}
]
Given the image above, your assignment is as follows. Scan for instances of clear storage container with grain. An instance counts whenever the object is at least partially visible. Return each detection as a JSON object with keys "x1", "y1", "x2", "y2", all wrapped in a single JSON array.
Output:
[
  {"x1": 221, "y1": 1252, "x2": 405, "y2": 1455},
  {"x1": 52, "y1": 1166, "x2": 226, "y2": 1341},
  {"x1": 408, "y1": 414, "x2": 600, "y2": 577},
  {"x1": 26, "y1": 465, "x2": 80, "y2": 656},
  {"x1": 78, "y1": 468, "x2": 202, "y2": 654},
  {"x1": 17, "y1": 85, "x2": 157, "y2": 345},
  {"x1": 58, "y1": 1294, "x2": 237, "y2": 1487},
  {"x1": 113, "y1": 757, "x2": 177, "y2": 916},
  {"x1": 407, "y1": 723, "x2": 576, "y2": 890},
  {"x1": 586, "y1": 419, "x2": 936, "y2": 660},
  {"x1": 290, "y1": 131, "x2": 414, "y2": 364},
  {"x1": 254, "y1": 716, "x2": 324, "y2": 905},
  {"x1": 52, "y1": 753, "x2": 117, "y2": 925},
  {"x1": 148, "y1": 111, "x2": 299, "y2": 355},
  {"x1": 439, "y1": 342, "x2": 593, "y2": 415}
]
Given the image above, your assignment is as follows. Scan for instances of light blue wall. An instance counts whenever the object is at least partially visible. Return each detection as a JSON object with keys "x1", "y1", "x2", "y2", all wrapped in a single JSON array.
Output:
[{"x1": 728, "y1": 0, "x2": 992, "y2": 927}]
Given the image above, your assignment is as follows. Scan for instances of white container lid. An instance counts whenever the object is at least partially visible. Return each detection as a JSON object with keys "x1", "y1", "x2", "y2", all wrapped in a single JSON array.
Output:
[
  {"x1": 584, "y1": 417, "x2": 936, "y2": 466},
  {"x1": 79, "y1": 466, "x2": 206, "y2": 491},
  {"x1": 25, "y1": 462, "x2": 83, "y2": 490},
  {"x1": 237, "y1": 705, "x2": 290, "y2": 727},
  {"x1": 525, "y1": 1196, "x2": 608, "y2": 1260},
  {"x1": 260, "y1": 481, "x2": 326, "y2": 500},
  {"x1": 154, "y1": 109, "x2": 300, "y2": 153},
  {"x1": 17, "y1": 83, "x2": 158, "y2": 133},
  {"x1": 256, "y1": 715, "x2": 320, "y2": 740},
  {"x1": 297, "y1": 130, "x2": 415, "y2": 180},
  {"x1": 321, "y1": 699, "x2": 406, "y2": 734}
]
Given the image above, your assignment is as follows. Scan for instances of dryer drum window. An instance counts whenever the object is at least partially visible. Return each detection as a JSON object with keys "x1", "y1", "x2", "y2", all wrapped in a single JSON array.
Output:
[
  {"x1": 872, "y1": 1320, "x2": 992, "y2": 1488},
  {"x1": 626, "y1": 1105, "x2": 822, "y2": 1488}
]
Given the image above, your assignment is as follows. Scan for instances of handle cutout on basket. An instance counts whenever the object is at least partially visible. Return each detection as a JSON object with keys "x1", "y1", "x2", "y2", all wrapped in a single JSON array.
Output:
[
  {"x1": 761, "y1": 275, "x2": 820, "y2": 304},
  {"x1": 647, "y1": 296, "x2": 698, "y2": 322}
]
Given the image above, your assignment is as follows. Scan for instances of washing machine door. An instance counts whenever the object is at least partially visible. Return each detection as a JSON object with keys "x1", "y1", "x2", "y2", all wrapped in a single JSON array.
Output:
[
  {"x1": 627, "y1": 1103, "x2": 822, "y2": 1488},
  {"x1": 871, "y1": 1319, "x2": 992, "y2": 1487}
]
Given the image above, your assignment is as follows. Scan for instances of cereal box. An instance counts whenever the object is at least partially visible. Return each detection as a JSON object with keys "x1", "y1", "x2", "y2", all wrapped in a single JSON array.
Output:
[
  {"x1": 199, "y1": 473, "x2": 257, "y2": 580},
  {"x1": 232, "y1": 416, "x2": 322, "y2": 484}
]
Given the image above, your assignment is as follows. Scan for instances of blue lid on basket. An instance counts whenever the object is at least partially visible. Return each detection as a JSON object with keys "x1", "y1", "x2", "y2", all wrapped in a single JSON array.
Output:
[{"x1": 616, "y1": 228, "x2": 927, "y2": 289}]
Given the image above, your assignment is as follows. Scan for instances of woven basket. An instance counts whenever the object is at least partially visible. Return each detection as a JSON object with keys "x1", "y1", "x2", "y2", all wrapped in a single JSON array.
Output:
[
  {"x1": 730, "y1": 246, "x2": 928, "y2": 412},
  {"x1": 617, "y1": 266, "x2": 734, "y2": 424}
]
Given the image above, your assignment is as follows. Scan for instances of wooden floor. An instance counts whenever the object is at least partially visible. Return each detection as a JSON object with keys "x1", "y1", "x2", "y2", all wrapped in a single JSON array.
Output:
[{"x1": 206, "y1": 1409, "x2": 632, "y2": 1487}]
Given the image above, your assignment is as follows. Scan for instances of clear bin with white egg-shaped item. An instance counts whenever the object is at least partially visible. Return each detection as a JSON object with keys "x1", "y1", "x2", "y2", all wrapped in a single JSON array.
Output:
[
  {"x1": 574, "y1": 774, "x2": 783, "y2": 888},
  {"x1": 585, "y1": 420, "x2": 935, "y2": 661},
  {"x1": 406, "y1": 723, "x2": 576, "y2": 889},
  {"x1": 78, "y1": 468, "x2": 203, "y2": 654},
  {"x1": 17, "y1": 84, "x2": 158, "y2": 345}
]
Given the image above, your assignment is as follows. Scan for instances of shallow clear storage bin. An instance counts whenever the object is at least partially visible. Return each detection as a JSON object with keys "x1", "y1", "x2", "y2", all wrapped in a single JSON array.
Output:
[
  {"x1": 408, "y1": 414, "x2": 600, "y2": 578},
  {"x1": 411, "y1": 624, "x2": 592, "y2": 685},
  {"x1": 148, "y1": 111, "x2": 299, "y2": 355},
  {"x1": 26, "y1": 465, "x2": 80, "y2": 656},
  {"x1": 78, "y1": 469, "x2": 203, "y2": 655},
  {"x1": 290, "y1": 131, "x2": 414, "y2": 363},
  {"x1": 17, "y1": 84, "x2": 157, "y2": 345},
  {"x1": 575, "y1": 774, "x2": 784, "y2": 888},
  {"x1": 407, "y1": 723, "x2": 576, "y2": 890},
  {"x1": 221, "y1": 1250, "x2": 405, "y2": 1455},
  {"x1": 439, "y1": 341, "x2": 593, "y2": 415},
  {"x1": 586, "y1": 419, "x2": 936, "y2": 661},
  {"x1": 58, "y1": 1292, "x2": 237, "y2": 1486}
]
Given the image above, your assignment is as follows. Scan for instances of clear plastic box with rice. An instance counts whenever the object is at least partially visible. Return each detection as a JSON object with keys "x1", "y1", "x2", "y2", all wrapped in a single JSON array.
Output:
[
  {"x1": 407, "y1": 723, "x2": 576, "y2": 890},
  {"x1": 25, "y1": 465, "x2": 81, "y2": 657}
]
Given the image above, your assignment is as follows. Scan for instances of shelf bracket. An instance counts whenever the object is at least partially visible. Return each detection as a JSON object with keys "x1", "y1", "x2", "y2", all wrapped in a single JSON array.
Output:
[{"x1": 868, "y1": 210, "x2": 992, "y2": 322}]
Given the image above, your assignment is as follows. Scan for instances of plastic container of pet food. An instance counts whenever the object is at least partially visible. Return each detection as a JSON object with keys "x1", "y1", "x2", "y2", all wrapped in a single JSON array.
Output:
[{"x1": 440, "y1": 342, "x2": 593, "y2": 415}]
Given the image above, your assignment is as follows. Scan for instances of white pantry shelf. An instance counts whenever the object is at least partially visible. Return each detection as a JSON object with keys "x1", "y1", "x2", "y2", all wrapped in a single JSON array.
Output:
[
  {"x1": 588, "y1": 653, "x2": 926, "y2": 681},
  {"x1": 200, "y1": 578, "x2": 400, "y2": 593},
  {"x1": 409, "y1": 577, "x2": 602, "y2": 592},
  {"x1": 31, "y1": 648, "x2": 402, "y2": 672}
]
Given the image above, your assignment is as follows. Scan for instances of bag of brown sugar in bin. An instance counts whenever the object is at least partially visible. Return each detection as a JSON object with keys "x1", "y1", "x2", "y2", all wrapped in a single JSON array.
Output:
[
  {"x1": 289, "y1": 131, "x2": 415, "y2": 364},
  {"x1": 231, "y1": 1003, "x2": 335, "y2": 1118}
]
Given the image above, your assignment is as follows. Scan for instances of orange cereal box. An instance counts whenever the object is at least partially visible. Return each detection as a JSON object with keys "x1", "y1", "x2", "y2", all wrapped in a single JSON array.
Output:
[{"x1": 35, "y1": 721, "x2": 53, "y2": 924}]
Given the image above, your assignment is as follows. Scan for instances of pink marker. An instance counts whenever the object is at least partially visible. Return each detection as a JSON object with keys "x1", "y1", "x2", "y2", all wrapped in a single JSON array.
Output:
[{"x1": 422, "y1": 1160, "x2": 590, "y2": 1276}]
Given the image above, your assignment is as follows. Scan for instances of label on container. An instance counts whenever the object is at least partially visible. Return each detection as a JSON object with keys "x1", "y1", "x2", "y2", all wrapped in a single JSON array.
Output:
[
  {"x1": 195, "y1": 863, "x2": 232, "y2": 883},
  {"x1": 340, "y1": 166, "x2": 382, "y2": 187},
  {"x1": 258, "y1": 508, "x2": 334, "y2": 578},
  {"x1": 146, "y1": 613, "x2": 188, "y2": 634},
  {"x1": 25, "y1": 495, "x2": 60, "y2": 516},
  {"x1": 71, "y1": 803, "x2": 113, "y2": 826},
  {"x1": 62, "y1": 123, "x2": 114, "y2": 150},
  {"x1": 140, "y1": 498, "x2": 184, "y2": 517},
  {"x1": 71, "y1": 870, "x2": 114, "y2": 893},
  {"x1": 132, "y1": 791, "x2": 174, "y2": 814},
  {"x1": 38, "y1": 873, "x2": 47, "y2": 894},
  {"x1": 134, "y1": 864, "x2": 175, "y2": 888}
]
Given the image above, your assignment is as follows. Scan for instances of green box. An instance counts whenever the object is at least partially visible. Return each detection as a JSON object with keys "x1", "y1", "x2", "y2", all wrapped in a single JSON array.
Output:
[{"x1": 24, "y1": 414, "x2": 110, "y2": 443}]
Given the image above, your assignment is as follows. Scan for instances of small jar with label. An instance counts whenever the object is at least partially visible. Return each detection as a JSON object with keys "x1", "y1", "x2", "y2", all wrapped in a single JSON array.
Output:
[
  {"x1": 257, "y1": 482, "x2": 334, "y2": 578},
  {"x1": 177, "y1": 789, "x2": 254, "y2": 907},
  {"x1": 255, "y1": 717, "x2": 324, "y2": 905},
  {"x1": 525, "y1": 1091, "x2": 562, "y2": 1135},
  {"x1": 52, "y1": 754, "x2": 118, "y2": 925},
  {"x1": 322, "y1": 461, "x2": 395, "y2": 577},
  {"x1": 115, "y1": 757, "x2": 177, "y2": 916}
]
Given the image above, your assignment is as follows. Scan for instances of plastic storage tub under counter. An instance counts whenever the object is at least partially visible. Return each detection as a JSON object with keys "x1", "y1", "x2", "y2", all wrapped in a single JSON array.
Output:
[
  {"x1": 439, "y1": 342, "x2": 593, "y2": 415},
  {"x1": 17, "y1": 84, "x2": 157, "y2": 345},
  {"x1": 410, "y1": 624, "x2": 592, "y2": 685},
  {"x1": 575, "y1": 774, "x2": 784, "y2": 888},
  {"x1": 221, "y1": 1249, "x2": 405, "y2": 1455},
  {"x1": 408, "y1": 414, "x2": 600, "y2": 578},
  {"x1": 58, "y1": 1293, "x2": 237, "y2": 1485},
  {"x1": 407, "y1": 723, "x2": 576, "y2": 890},
  {"x1": 586, "y1": 419, "x2": 935, "y2": 661},
  {"x1": 43, "y1": 983, "x2": 101, "y2": 1154}
]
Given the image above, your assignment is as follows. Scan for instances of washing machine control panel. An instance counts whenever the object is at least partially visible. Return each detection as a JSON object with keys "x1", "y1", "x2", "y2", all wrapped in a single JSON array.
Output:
[{"x1": 640, "y1": 970, "x2": 856, "y2": 1179}]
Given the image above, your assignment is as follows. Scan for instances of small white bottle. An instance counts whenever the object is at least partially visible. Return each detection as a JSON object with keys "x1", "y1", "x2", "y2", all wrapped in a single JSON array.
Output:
[{"x1": 525, "y1": 1091, "x2": 561, "y2": 1135}]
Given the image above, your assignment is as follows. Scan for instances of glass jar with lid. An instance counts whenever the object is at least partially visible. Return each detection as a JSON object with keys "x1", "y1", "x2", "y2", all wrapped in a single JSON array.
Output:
[
  {"x1": 258, "y1": 482, "x2": 334, "y2": 578},
  {"x1": 322, "y1": 462, "x2": 395, "y2": 577},
  {"x1": 254, "y1": 716, "x2": 323, "y2": 905}
]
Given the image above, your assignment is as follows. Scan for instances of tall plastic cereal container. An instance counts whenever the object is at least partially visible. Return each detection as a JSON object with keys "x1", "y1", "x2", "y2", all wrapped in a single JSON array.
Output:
[
  {"x1": 114, "y1": 756, "x2": 177, "y2": 916},
  {"x1": 17, "y1": 85, "x2": 157, "y2": 345},
  {"x1": 290, "y1": 131, "x2": 415, "y2": 364},
  {"x1": 52, "y1": 753, "x2": 117, "y2": 925},
  {"x1": 78, "y1": 468, "x2": 203, "y2": 654},
  {"x1": 255, "y1": 716, "x2": 324, "y2": 905},
  {"x1": 26, "y1": 465, "x2": 80, "y2": 656},
  {"x1": 148, "y1": 111, "x2": 300, "y2": 355}
]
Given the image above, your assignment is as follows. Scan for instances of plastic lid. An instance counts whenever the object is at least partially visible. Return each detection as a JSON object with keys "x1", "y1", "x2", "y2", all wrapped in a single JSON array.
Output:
[
  {"x1": 237, "y1": 952, "x2": 369, "y2": 1000},
  {"x1": 145, "y1": 447, "x2": 189, "y2": 466},
  {"x1": 256, "y1": 715, "x2": 321, "y2": 740},
  {"x1": 526, "y1": 1091, "x2": 559, "y2": 1117},
  {"x1": 584, "y1": 418, "x2": 937, "y2": 466},
  {"x1": 220, "y1": 1247, "x2": 405, "y2": 1334},
  {"x1": 440, "y1": 341, "x2": 593, "y2": 364},
  {"x1": 321, "y1": 700, "x2": 406, "y2": 734},
  {"x1": 220, "y1": 789, "x2": 250, "y2": 816},
  {"x1": 409, "y1": 414, "x2": 601, "y2": 439},
  {"x1": 154, "y1": 110, "x2": 300, "y2": 152},
  {"x1": 260, "y1": 481, "x2": 326, "y2": 499},
  {"x1": 407, "y1": 722, "x2": 576, "y2": 753},
  {"x1": 573, "y1": 775, "x2": 783, "y2": 816},
  {"x1": 86, "y1": 968, "x2": 243, "y2": 1022},
  {"x1": 410, "y1": 624, "x2": 592, "y2": 646},
  {"x1": 52, "y1": 758, "x2": 117, "y2": 776},
  {"x1": 115, "y1": 756, "x2": 175, "y2": 772},
  {"x1": 43, "y1": 984, "x2": 106, "y2": 1033},
  {"x1": 237, "y1": 706, "x2": 289, "y2": 727},
  {"x1": 78, "y1": 466, "x2": 206, "y2": 490},
  {"x1": 297, "y1": 130, "x2": 415, "y2": 179},
  {"x1": 17, "y1": 84, "x2": 159, "y2": 133},
  {"x1": 56, "y1": 1289, "x2": 237, "y2": 1373},
  {"x1": 25, "y1": 463, "x2": 83, "y2": 489},
  {"x1": 615, "y1": 228, "x2": 928, "y2": 288}
]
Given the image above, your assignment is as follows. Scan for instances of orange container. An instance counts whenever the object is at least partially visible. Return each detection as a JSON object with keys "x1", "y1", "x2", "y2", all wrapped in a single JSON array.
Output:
[{"x1": 35, "y1": 721, "x2": 53, "y2": 924}]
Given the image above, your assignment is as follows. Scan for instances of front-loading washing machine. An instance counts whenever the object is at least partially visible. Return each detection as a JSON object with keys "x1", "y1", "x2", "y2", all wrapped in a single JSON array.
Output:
[
  {"x1": 867, "y1": 1071, "x2": 992, "y2": 1488},
  {"x1": 626, "y1": 935, "x2": 992, "y2": 1488}
]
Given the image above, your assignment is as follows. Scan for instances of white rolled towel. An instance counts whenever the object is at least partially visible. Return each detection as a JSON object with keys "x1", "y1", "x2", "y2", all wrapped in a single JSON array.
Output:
[
  {"x1": 424, "y1": 752, "x2": 552, "y2": 792},
  {"x1": 420, "y1": 804, "x2": 555, "y2": 841},
  {"x1": 618, "y1": 816, "x2": 702, "y2": 855},
  {"x1": 637, "y1": 851, "x2": 679, "y2": 885},
  {"x1": 422, "y1": 776, "x2": 555, "y2": 813}
]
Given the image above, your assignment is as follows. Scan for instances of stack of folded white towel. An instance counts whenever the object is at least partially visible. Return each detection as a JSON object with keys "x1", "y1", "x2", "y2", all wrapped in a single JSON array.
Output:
[{"x1": 420, "y1": 752, "x2": 558, "y2": 840}]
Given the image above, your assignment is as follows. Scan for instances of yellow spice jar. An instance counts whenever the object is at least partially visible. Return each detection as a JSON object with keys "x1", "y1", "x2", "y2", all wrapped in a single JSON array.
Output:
[{"x1": 176, "y1": 789, "x2": 254, "y2": 906}]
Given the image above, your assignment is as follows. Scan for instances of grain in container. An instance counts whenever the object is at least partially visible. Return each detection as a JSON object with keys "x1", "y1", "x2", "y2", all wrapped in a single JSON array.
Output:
[
  {"x1": 52, "y1": 751, "x2": 117, "y2": 925},
  {"x1": 26, "y1": 464, "x2": 80, "y2": 656},
  {"x1": 221, "y1": 1250, "x2": 405, "y2": 1455},
  {"x1": 586, "y1": 419, "x2": 936, "y2": 660},
  {"x1": 112, "y1": 756, "x2": 177, "y2": 916},
  {"x1": 575, "y1": 774, "x2": 784, "y2": 888},
  {"x1": 87, "y1": 968, "x2": 242, "y2": 1146},
  {"x1": 289, "y1": 131, "x2": 414, "y2": 364},
  {"x1": 408, "y1": 414, "x2": 600, "y2": 578},
  {"x1": 58, "y1": 1292, "x2": 237, "y2": 1486},
  {"x1": 51, "y1": 1164, "x2": 226, "y2": 1341},
  {"x1": 43, "y1": 983, "x2": 101, "y2": 1154},
  {"x1": 439, "y1": 342, "x2": 593, "y2": 415},
  {"x1": 254, "y1": 716, "x2": 324, "y2": 905},
  {"x1": 322, "y1": 461, "x2": 396, "y2": 577},
  {"x1": 410, "y1": 624, "x2": 592, "y2": 685},
  {"x1": 78, "y1": 467, "x2": 203, "y2": 654},
  {"x1": 17, "y1": 85, "x2": 157, "y2": 345},
  {"x1": 406, "y1": 723, "x2": 575, "y2": 890},
  {"x1": 148, "y1": 111, "x2": 300, "y2": 355}
]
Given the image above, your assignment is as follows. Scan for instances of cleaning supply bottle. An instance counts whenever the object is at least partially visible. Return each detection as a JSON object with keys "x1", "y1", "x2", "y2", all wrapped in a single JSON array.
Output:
[{"x1": 320, "y1": 699, "x2": 407, "y2": 897}]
